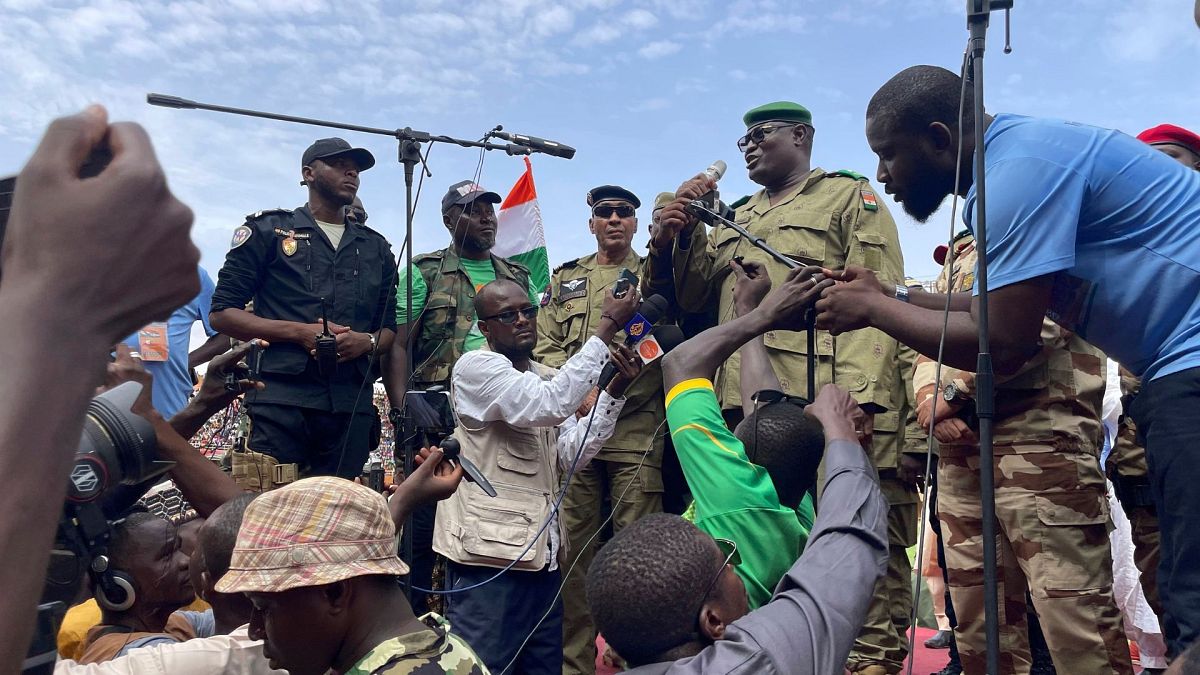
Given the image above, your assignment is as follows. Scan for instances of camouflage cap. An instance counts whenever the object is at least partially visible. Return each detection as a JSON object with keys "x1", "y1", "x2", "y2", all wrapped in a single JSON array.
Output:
[
  {"x1": 215, "y1": 476, "x2": 408, "y2": 594},
  {"x1": 652, "y1": 191, "x2": 675, "y2": 211},
  {"x1": 743, "y1": 101, "x2": 813, "y2": 129}
]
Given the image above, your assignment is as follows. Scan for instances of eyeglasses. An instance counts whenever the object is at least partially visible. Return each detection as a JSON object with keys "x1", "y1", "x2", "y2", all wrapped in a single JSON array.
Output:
[
  {"x1": 480, "y1": 306, "x2": 538, "y2": 324},
  {"x1": 751, "y1": 389, "x2": 810, "y2": 408},
  {"x1": 693, "y1": 538, "x2": 740, "y2": 627},
  {"x1": 592, "y1": 204, "x2": 636, "y2": 219},
  {"x1": 737, "y1": 123, "x2": 799, "y2": 152}
]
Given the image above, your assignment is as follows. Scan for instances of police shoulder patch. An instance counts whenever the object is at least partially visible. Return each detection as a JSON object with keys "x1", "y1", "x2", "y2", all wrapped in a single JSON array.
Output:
[
  {"x1": 230, "y1": 225, "x2": 253, "y2": 249},
  {"x1": 245, "y1": 207, "x2": 291, "y2": 221}
]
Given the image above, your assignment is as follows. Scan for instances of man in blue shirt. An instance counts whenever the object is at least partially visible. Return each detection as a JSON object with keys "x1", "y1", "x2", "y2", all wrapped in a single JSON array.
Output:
[
  {"x1": 815, "y1": 64, "x2": 1200, "y2": 659},
  {"x1": 121, "y1": 266, "x2": 226, "y2": 418}
]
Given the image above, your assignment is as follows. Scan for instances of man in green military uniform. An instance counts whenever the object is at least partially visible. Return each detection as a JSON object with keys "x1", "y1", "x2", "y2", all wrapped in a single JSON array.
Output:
[
  {"x1": 535, "y1": 185, "x2": 665, "y2": 675},
  {"x1": 382, "y1": 179, "x2": 536, "y2": 611},
  {"x1": 647, "y1": 101, "x2": 910, "y2": 674}
]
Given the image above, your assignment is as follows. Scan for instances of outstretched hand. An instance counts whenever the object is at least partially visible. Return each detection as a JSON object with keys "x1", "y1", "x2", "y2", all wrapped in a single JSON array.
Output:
[
  {"x1": 731, "y1": 259, "x2": 772, "y2": 316},
  {"x1": 755, "y1": 265, "x2": 834, "y2": 332},
  {"x1": 814, "y1": 265, "x2": 888, "y2": 335}
]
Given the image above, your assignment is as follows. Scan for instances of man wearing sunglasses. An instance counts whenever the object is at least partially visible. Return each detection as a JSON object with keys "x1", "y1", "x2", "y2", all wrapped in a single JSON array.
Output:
[
  {"x1": 534, "y1": 185, "x2": 672, "y2": 675},
  {"x1": 382, "y1": 179, "x2": 540, "y2": 609},
  {"x1": 646, "y1": 101, "x2": 913, "y2": 674},
  {"x1": 586, "y1": 265, "x2": 888, "y2": 671},
  {"x1": 434, "y1": 277, "x2": 642, "y2": 674}
]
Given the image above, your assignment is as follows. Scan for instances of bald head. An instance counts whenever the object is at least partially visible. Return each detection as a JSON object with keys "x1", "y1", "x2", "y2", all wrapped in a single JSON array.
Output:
[{"x1": 473, "y1": 278, "x2": 528, "y2": 318}]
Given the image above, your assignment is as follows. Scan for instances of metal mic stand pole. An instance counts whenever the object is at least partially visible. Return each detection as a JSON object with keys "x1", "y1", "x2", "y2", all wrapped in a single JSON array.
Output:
[
  {"x1": 687, "y1": 201, "x2": 817, "y2": 400},
  {"x1": 398, "y1": 137, "x2": 422, "y2": 603},
  {"x1": 966, "y1": 2, "x2": 1012, "y2": 672}
]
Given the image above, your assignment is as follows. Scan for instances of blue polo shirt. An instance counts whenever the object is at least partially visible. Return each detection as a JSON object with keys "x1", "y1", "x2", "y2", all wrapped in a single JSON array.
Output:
[
  {"x1": 965, "y1": 113, "x2": 1200, "y2": 382},
  {"x1": 121, "y1": 267, "x2": 219, "y2": 417}
]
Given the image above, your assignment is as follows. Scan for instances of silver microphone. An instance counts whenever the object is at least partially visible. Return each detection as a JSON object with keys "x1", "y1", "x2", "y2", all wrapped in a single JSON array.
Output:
[{"x1": 704, "y1": 159, "x2": 727, "y2": 182}]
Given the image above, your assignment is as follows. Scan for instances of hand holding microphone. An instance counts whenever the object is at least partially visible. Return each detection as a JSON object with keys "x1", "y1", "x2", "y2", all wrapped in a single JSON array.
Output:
[{"x1": 651, "y1": 161, "x2": 725, "y2": 251}]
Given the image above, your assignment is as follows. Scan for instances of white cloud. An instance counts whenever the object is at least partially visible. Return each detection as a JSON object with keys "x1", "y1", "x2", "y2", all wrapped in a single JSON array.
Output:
[
  {"x1": 623, "y1": 8, "x2": 658, "y2": 29},
  {"x1": 638, "y1": 40, "x2": 681, "y2": 59}
]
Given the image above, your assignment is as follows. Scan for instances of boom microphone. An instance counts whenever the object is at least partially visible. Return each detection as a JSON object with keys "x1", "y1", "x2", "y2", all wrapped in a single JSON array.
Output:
[{"x1": 491, "y1": 131, "x2": 576, "y2": 160}]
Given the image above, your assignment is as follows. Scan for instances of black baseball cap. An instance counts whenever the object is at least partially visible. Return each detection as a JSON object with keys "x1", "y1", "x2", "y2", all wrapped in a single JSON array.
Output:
[
  {"x1": 441, "y1": 180, "x2": 502, "y2": 213},
  {"x1": 301, "y1": 138, "x2": 376, "y2": 171}
]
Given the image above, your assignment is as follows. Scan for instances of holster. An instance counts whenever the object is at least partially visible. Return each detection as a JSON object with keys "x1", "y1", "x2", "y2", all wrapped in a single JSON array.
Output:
[
  {"x1": 230, "y1": 448, "x2": 299, "y2": 493},
  {"x1": 1112, "y1": 473, "x2": 1156, "y2": 511}
]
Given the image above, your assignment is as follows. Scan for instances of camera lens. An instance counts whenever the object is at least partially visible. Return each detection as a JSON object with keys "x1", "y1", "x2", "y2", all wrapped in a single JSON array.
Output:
[{"x1": 67, "y1": 382, "x2": 166, "y2": 510}]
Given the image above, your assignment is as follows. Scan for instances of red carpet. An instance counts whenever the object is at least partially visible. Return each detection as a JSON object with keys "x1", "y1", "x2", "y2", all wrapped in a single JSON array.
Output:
[{"x1": 595, "y1": 627, "x2": 952, "y2": 674}]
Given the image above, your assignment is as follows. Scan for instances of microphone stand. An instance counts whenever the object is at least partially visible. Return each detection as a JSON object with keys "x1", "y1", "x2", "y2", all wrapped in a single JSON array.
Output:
[
  {"x1": 146, "y1": 93, "x2": 573, "y2": 602},
  {"x1": 964, "y1": 2, "x2": 1012, "y2": 672},
  {"x1": 686, "y1": 200, "x2": 817, "y2": 402}
]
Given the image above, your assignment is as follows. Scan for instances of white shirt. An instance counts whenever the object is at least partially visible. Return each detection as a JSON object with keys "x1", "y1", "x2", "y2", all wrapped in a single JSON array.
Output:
[
  {"x1": 452, "y1": 336, "x2": 626, "y2": 568},
  {"x1": 315, "y1": 219, "x2": 344, "y2": 249},
  {"x1": 55, "y1": 624, "x2": 285, "y2": 675}
]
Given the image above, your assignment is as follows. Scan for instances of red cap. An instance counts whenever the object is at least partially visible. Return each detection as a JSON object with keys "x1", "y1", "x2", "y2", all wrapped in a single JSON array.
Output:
[
  {"x1": 933, "y1": 244, "x2": 949, "y2": 265},
  {"x1": 1137, "y1": 124, "x2": 1200, "y2": 156}
]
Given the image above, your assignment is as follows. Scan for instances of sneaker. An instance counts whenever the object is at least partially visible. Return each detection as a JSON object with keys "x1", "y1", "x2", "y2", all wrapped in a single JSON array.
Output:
[{"x1": 924, "y1": 630, "x2": 953, "y2": 650}]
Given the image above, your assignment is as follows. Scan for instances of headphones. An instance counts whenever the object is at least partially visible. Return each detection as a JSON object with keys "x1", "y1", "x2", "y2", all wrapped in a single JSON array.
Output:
[{"x1": 91, "y1": 552, "x2": 137, "y2": 613}]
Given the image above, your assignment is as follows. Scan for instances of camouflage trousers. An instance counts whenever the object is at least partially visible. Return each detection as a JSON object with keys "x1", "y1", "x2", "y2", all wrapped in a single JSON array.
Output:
[
  {"x1": 559, "y1": 456, "x2": 663, "y2": 675},
  {"x1": 937, "y1": 449, "x2": 1132, "y2": 675}
]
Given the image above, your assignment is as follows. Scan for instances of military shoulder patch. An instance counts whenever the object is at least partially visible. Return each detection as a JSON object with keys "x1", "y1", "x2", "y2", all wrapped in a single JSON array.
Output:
[
  {"x1": 859, "y1": 188, "x2": 879, "y2": 211},
  {"x1": 558, "y1": 277, "x2": 588, "y2": 302},
  {"x1": 828, "y1": 169, "x2": 867, "y2": 181},
  {"x1": 230, "y1": 225, "x2": 253, "y2": 249}
]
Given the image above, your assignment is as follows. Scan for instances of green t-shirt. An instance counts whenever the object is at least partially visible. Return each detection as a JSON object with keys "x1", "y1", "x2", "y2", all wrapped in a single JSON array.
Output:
[
  {"x1": 666, "y1": 378, "x2": 814, "y2": 610},
  {"x1": 395, "y1": 258, "x2": 538, "y2": 352}
]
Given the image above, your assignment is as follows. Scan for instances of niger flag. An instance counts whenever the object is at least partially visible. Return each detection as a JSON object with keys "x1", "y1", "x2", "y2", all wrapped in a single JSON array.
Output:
[{"x1": 496, "y1": 157, "x2": 550, "y2": 298}]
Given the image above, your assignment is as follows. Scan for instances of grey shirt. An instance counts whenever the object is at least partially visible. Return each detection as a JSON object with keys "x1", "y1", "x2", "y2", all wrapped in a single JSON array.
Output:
[{"x1": 624, "y1": 438, "x2": 889, "y2": 675}]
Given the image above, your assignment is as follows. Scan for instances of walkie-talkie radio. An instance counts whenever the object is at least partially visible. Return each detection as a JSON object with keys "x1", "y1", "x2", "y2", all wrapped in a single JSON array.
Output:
[{"x1": 314, "y1": 298, "x2": 338, "y2": 377}]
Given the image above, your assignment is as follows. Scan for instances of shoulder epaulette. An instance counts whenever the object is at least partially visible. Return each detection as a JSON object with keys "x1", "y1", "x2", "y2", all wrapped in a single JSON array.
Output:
[
  {"x1": 244, "y1": 207, "x2": 291, "y2": 222},
  {"x1": 728, "y1": 195, "x2": 751, "y2": 210},
  {"x1": 552, "y1": 258, "x2": 581, "y2": 274},
  {"x1": 825, "y1": 169, "x2": 868, "y2": 181}
]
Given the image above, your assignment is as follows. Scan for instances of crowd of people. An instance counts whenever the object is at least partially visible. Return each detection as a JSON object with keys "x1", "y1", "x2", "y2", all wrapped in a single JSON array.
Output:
[{"x1": 3, "y1": 42, "x2": 1200, "y2": 675}]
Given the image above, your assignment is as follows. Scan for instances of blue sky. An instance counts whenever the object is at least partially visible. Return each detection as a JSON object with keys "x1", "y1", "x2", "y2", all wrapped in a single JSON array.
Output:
[{"x1": 1, "y1": 0, "x2": 1196, "y2": 298}]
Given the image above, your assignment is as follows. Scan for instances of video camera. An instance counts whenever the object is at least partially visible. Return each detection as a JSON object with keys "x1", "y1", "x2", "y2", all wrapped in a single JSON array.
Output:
[{"x1": 26, "y1": 382, "x2": 172, "y2": 673}]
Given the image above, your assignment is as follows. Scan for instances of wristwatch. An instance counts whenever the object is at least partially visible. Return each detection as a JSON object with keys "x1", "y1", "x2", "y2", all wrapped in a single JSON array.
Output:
[
  {"x1": 367, "y1": 332, "x2": 378, "y2": 352},
  {"x1": 894, "y1": 284, "x2": 910, "y2": 303},
  {"x1": 943, "y1": 382, "x2": 969, "y2": 404}
]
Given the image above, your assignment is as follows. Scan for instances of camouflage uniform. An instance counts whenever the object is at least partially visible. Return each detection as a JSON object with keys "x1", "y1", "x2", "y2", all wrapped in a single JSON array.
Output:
[
  {"x1": 534, "y1": 250, "x2": 664, "y2": 675},
  {"x1": 408, "y1": 247, "x2": 531, "y2": 390},
  {"x1": 645, "y1": 168, "x2": 908, "y2": 673},
  {"x1": 912, "y1": 235, "x2": 1131, "y2": 674},
  {"x1": 342, "y1": 613, "x2": 487, "y2": 674},
  {"x1": 1105, "y1": 367, "x2": 1162, "y2": 617}
]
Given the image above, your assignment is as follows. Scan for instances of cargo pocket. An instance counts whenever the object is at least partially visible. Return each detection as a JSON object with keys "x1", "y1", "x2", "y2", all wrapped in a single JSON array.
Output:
[
  {"x1": 1032, "y1": 491, "x2": 1111, "y2": 592},
  {"x1": 462, "y1": 485, "x2": 542, "y2": 563}
]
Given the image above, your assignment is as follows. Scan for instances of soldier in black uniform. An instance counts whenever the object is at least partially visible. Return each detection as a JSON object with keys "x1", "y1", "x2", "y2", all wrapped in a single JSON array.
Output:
[{"x1": 210, "y1": 137, "x2": 398, "y2": 485}]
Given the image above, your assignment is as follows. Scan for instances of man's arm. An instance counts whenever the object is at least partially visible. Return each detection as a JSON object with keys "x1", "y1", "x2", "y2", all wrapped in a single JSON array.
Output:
[
  {"x1": 728, "y1": 261, "x2": 783, "y2": 418},
  {"x1": 661, "y1": 387, "x2": 888, "y2": 675},
  {"x1": 0, "y1": 107, "x2": 200, "y2": 674},
  {"x1": 815, "y1": 267, "x2": 1052, "y2": 376},
  {"x1": 188, "y1": 333, "x2": 229, "y2": 370},
  {"x1": 388, "y1": 446, "x2": 464, "y2": 531},
  {"x1": 533, "y1": 267, "x2": 571, "y2": 369},
  {"x1": 54, "y1": 632, "x2": 283, "y2": 675}
]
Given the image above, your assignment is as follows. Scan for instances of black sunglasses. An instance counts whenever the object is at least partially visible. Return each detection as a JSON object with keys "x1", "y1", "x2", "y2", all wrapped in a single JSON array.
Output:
[
  {"x1": 592, "y1": 204, "x2": 636, "y2": 219},
  {"x1": 480, "y1": 306, "x2": 538, "y2": 325},
  {"x1": 737, "y1": 123, "x2": 799, "y2": 152},
  {"x1": 693, "y1": 538, "x2": 740, "y2": 631}
]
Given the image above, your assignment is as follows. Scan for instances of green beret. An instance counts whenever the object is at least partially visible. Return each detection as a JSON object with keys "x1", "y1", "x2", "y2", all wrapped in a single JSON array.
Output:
[
  {"x1": 743, "y1": 101, "x2": 813, "y2": 129},
  {"x1": 587, "y1": 185, "x2": 641, "y2": 208},
  {"x1": 652, "y1": 191, "x2": 675, "y2": 211}
]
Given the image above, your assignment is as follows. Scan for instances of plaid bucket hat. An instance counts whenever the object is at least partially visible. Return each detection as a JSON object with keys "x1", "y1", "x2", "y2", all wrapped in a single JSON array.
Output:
[{"x1": 215, "y1": 476, "x2": 408, "y2": 594}]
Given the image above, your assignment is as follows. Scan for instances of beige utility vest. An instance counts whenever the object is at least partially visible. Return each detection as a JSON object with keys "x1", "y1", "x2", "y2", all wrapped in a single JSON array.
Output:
[{"x1": 433, "y1": 360, "x2": 565, "y2": 571}]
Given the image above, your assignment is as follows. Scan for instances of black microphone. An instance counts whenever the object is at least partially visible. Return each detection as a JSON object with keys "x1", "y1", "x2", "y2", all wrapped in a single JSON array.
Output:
[
  {"x1": 491, "y1": 130, "x2": 576, "y2": 159},
  {"x1": 595, "y1": 294, "x2": 669, "y2": 390},
  {"x1": 438, "y1": 437, "x2": 497, "y2": 498}
]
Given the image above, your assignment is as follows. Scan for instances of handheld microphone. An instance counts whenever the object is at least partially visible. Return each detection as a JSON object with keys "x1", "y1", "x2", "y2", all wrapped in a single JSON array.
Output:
[
  {"x1": 596, "y1": 306, "x2": 678, "y2": 392},
  {"x1": 491, "y1": 130, "x2": 576, "y2": 160},
  {"x1": 621, "y1": 294, "x2": 670, "y2": 347},
  {"x1": 698, "y1": 160, "x2": 726, "y2": 211},
  {"x1": 438, "y1": 437, "x2": 497, "y2": 498}
]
